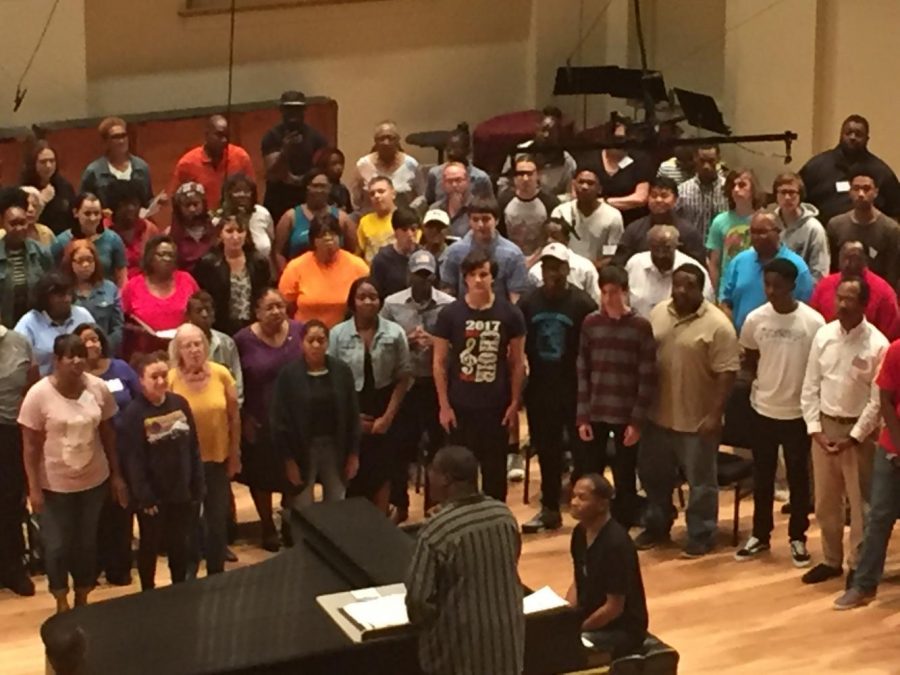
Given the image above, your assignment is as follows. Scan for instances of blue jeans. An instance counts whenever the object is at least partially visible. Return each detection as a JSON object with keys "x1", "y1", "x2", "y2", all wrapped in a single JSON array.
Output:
[
  {"x1": 639, "y1": 422, "x2": 719, "y2": 544},
  {"x1": 853, "y1": 447, "x2": 900, "y2": 592},
  {"x1": 187, "y1": 462, "x2": 229, "y2": 576},
  {"x1": 41, "y1": 481, "x2": 107, "y2": 592},
  {"x1": 290, "y1": 437, "x2": 347, "y2": 509}
]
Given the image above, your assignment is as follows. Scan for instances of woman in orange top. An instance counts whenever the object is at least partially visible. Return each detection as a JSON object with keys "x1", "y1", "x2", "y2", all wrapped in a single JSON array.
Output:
[{"x1": 278, "y1": 213, "x2": 369, "y2": 328}]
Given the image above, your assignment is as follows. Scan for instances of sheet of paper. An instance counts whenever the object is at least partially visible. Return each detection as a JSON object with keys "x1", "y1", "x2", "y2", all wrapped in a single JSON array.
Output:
[
  {"x1": 342, "y1": 592, "x2": 409, "y2": 631},
  {"x1": 155, "y1": 328, "x2": 178, "y2": 340},
  {"x1": 351, "y1": 587, "x2": 382, "y2": 601},
  {"x1": 523, "y1": 586, "x2": 569, "y2": 615}
]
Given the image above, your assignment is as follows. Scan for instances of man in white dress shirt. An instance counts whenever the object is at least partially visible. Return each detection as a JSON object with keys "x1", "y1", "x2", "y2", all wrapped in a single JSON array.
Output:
[
  {"x1": 528, "y1": 218, "x2": 600, "y2": 304},
  {"x1": 800, "y1": 275, "x2": 888, "y2": 585},
  {"x1": 625, "y1": 225, "x2": 713, "y2": 319}
]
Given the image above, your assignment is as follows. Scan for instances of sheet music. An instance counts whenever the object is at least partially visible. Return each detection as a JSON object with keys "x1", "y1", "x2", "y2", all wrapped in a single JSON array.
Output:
[
  {"x1": 341, "y1": 592, "x2": 409, "y2": 631},
  {"x1": 523, "y1": 586, "x2": 569, "y2": 615}
]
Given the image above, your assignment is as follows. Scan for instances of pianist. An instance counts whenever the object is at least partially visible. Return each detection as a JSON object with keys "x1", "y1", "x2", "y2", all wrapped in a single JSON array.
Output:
[
  {"x1": 568, "y1": 474, "x2": 649, "y2": 659},
  {"x1": 405, "y1": 445, "x2": 525, "y2": 675}
]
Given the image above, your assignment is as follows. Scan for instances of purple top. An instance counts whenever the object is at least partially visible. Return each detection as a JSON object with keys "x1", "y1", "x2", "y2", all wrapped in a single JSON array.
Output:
[{"x1": 234, "y1": 320, "x2": 304, "y2": 424}]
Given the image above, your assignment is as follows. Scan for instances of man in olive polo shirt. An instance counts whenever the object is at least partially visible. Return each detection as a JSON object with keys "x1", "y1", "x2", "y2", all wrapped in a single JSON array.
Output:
[{"x1": 635, "y1": 262, "x2": 740, "y2": 558}]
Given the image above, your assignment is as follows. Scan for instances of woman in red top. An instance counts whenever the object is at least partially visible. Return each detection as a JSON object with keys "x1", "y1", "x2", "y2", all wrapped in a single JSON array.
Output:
[
  {"x1": 105, "y1": 179, "x2": 160, "y2": 279},
  {"x1": 121, "y1": 235, "x2": 198, "y2": 359}
]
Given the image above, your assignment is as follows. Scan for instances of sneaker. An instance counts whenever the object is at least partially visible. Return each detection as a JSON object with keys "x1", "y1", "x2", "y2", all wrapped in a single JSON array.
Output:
[
  {"x1": 790, "y1": 540, "x2": 811, "y2": 568},
  {"x1": 801, "y1": 563, "x2": 842, "y2": 584},
  {"x1": 507, "y1": 454, "x2": 525, "y2": 482},
  {"x1": 633, "y1": 529, "x2": 666, "y2": 551},
  {"x1": 681, "y1": 539, "x2": 713, "y2": 559},
  {"x1": 773, "y1": 487, "x2": 790, "y2": 503},
  {"x1": 734, "y1": 536, "x2": 770, "y2": 562},
  {"x1": 521, "y1": 509, "x2": 562, "y2": 534},
  {"x1": 833, "y1": 587, "x2": 875, "y2": 610}
]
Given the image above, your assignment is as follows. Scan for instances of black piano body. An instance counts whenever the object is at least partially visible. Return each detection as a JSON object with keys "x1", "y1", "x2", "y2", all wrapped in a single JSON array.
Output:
[{"x1": 42, "y1": 499, "x2": 586, "y2": 674}]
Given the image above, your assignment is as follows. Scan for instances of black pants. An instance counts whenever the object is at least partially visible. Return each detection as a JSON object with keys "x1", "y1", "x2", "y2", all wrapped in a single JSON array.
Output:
[
  {"x1": 752, "y1": 414, "x2": 811, "y2": 543},
  {"x1": 526, "y1": 398, "x2": 574, "y2": 512},
  {"x1": 451, "y1": 407, "x2": 509, "y2": 502},
  {"x1": 574, "y1": 423, "x2": 639, "y2": 526},
  {"x1": 0, "y1": 424, "x2": 26, "y2": 580},
  {"x1": 137, "y1": 502, "x2": 193, "y2": 591},
  {"x1": 389, "y1": 379, "x2": 445, "y2": 509},
  {"x1": 96, "y1": 498, "x2": 133, "y2": 582},
  {"x1": 583, "y1": 628, "x2": 646, "y2": 660}
]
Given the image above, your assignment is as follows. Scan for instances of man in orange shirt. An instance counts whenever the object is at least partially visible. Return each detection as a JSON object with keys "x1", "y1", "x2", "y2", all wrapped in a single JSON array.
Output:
[{"x1": 170, "y1": 115, "x2": 255, "y2": 209}]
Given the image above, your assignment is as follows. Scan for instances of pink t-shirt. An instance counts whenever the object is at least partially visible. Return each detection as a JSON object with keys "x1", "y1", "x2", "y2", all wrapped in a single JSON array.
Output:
[
  {"x1": 18, "y1": 374, "x2": 118, "y2": 492},
  {"x1": 121, "y1": 270, "x2": 200, "y2": 331}
]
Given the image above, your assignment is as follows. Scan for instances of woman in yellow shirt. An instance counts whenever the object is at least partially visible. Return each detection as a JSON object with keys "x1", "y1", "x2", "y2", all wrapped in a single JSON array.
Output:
[
  {"x1": 278, "y1": 213, "x2": 369, "y2": 328},
  {"x1": 168, "y1": 323, "x2": 240, "y2": 576}
]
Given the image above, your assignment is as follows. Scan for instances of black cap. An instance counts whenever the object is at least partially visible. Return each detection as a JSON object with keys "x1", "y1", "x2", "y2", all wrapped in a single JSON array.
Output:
[{"x1": 280, "y1": 90, "x2": 307, "y2": 107}]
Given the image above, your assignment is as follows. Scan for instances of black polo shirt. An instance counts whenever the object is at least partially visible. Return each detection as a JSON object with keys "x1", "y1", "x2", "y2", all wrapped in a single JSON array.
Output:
[
  {"x1": 571, "y1": 518, "x2": 648, "y2": 641},
  {"x1": 260, "y1": 121, "x2": 328, "y2": 220},
  {"x1": 799, "y1": 146, "x2": 900, "y2": 224}
]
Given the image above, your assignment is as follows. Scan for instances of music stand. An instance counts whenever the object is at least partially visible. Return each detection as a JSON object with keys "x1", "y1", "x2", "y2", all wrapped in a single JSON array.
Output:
[
  {"x1": 674, "y1": 88, "x2": 731, "y2": 135},
  {"x1": 553, "y1": 66, "x2": 667, "y2": 103}
]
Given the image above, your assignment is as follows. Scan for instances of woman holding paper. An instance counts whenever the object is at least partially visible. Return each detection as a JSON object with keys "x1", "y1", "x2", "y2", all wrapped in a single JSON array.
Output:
[
  {"x1": 74, "y1": 323, "x2": 140, "y2": 585},
  {"x1": 168, "y1": 323, "x2": 240, "y2": 576},
  {"x1": 120, "y1": 235, "x2": 198, "y2": 359}
]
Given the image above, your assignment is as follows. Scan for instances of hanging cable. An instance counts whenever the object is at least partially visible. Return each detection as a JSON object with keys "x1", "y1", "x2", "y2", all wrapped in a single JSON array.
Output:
[
  {"x1": 14, "y1": 0, "x2": 61, "y2": 111},
  {"x1": 564, "y1": 0, "x2": 615, "y2": 66}
]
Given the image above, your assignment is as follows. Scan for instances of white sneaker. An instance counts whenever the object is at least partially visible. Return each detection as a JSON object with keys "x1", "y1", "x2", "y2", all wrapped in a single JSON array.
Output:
[
  {"x1": 734, "y1": 536, "x2": 770, "y2": 562},
  {"x1": 507, "y1": 453, "x2": 525, "y2": 482},
  {"x1": 790, "y1": 540, "x2": 811, "y2": 568}
]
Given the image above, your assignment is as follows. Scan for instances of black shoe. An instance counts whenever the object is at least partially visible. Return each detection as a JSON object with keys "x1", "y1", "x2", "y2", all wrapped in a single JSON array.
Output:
[
  {"x1": 681, "y1": 539, "x2": 714, "y2": 559},
  {"x1": 261, "y1": 532, "x2": 280, "y2": 553},
  {"x1": 633, "y1": 529, "x2": 666, "y2": 551},
  {"x1": 1, "y1": 570, "x2": 35, "y2": 597},
  {"x1": 846, "y1": 569, "x2": 855, "y2": 590},
  {"x1": 521, "y1": 509, "x2": 562, "y2": 534},
  {"x1": 224, "y1": 547, "x2": 238, "y2": 563},
  {"x1": 780, "y1": 503, "x2": 791, "y2": 515},
  {"x1": 105, "y1": 572, "x2": 133, "y2": 586},
  {"x1": 801, "y1": 563, "x2": 843, "y2": 584}
]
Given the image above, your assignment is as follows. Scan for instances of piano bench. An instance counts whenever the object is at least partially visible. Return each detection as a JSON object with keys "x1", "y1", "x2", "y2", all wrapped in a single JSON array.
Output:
[{"x1": 583, "y1": 634, "x2": 679, "y2": 675}]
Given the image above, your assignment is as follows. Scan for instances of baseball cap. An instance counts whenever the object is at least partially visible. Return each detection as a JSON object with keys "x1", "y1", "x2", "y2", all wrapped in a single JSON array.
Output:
[
  {"x1": 409, "y1": 250, "x2": 438, "y2": 275},
  {"x1": 539, "y1": 242, "x2": 570, "y2": 263},
  {"x1": 280, "y1": 90, "x2": 307, "y2": 107},
  {"x1": 423, "y1": 209, "x2": 450, "y2": 228}
]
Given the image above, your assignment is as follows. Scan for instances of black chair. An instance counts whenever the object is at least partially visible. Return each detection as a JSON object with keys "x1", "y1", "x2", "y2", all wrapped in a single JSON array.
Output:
[{"x1": 716, "y1": 451, "x2": 754, "y2": 546}]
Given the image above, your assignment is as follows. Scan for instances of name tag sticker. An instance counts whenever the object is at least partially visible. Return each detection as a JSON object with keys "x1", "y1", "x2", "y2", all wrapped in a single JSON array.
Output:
[
  {"x1": 602, "y1": 245, "x2": 618, "y2": 256},
  {"x1": 835, "y1": 180, "x2": 850, "y2": 193},
  {"x1": 618, "y1": 156, "x2": 634, "y2": 169},
  {"x1": 106, "y1": 378, "x2": 124, "y2": 393},
  {"x1": 869, "y1": 246, "x2": 878, "y2": 259}
]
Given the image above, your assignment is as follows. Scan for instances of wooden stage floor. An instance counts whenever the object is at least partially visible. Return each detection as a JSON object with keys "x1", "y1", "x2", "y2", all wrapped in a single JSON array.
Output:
[{"x1": 2, "y1": 469, "x2": 899, "y2": 674}]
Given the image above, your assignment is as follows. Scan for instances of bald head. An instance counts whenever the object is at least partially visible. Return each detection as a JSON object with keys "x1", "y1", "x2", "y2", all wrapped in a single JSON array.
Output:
[
  {"x1": 648, "y1": 224, "x2": 679, "y2": 271},
  {"x1": 749, "y1": 210, "x2": 782, "y2": 257},
  {"x1": 205, "y1": 115, "x2": 229, "y2": 159}
]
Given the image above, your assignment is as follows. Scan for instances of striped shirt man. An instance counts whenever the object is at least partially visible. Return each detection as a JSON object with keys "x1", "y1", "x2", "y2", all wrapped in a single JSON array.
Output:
[
  {"x1": 406, "y1": 494, "x2": 524, "y2": 675},
  {"x1": 575, "y1": 309, "x2": 658, "y2": 427},
  {"x1": 676, "y1": 175, "x2": 728, "y2": 242}
]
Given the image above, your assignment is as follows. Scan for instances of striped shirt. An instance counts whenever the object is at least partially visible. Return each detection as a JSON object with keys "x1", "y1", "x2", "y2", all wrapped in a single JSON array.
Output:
[
  {"x1": 406, "y1": 493, "x2": 524, "y2": 675},
  {"x1": 576, "y1": 309, "x2": 658, "y2": 426},
  {"x1": 676, "y1": 175, "x2": 728, "y2": 242}
]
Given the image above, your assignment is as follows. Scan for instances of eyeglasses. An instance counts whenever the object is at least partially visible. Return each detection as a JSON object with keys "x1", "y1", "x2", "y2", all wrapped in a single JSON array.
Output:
[
  {"x1": 515, "y1": 170, "x2": 536, "y2": 177},
  {"x1": 108, "y1": 132, "x2": 128, "y2": 141},
  {"x1": 776, "y1": 189, "x2": 800, "y2": 197}
]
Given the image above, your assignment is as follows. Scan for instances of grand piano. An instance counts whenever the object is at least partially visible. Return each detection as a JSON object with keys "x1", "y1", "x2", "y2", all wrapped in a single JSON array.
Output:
[{"x1": 41, "y1": 499, "x2": 587, "y2": 674}]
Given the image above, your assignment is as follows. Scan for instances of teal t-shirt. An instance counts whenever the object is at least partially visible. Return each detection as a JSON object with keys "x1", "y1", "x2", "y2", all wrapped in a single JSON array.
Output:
[
  {"x1": 52, "y1": 228, "x2": 127, "y2": 282},
  {"x1": 705, "y1": 210, "x2": 751, "y2": 292}
]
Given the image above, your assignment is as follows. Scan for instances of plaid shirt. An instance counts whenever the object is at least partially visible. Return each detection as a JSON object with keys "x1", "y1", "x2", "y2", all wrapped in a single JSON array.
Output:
[
  {"x1": 677, "y1": 175, "x2": 728, "y2": 243},
  {"x1": 576, "y1": 309, "x2": 658, "y2": 426}
]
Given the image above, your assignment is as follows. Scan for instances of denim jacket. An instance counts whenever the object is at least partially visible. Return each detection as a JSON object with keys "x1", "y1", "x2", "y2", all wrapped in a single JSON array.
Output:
[
  {"x1": 74, "y1": 280, "x2": 124, "y2": 354},
  {"x1": 80, "y1": 154, "x2": 153, "y2": 206},
  {"x1": 0, "y1": 239, "x2": 52, "y2": 328},
  {"x1": 328, "y1": 316, "x2": 412, "y2": 391}
]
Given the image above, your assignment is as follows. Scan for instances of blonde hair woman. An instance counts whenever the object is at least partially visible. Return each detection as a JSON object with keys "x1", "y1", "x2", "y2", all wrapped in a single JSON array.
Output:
[{"x1": 167, "y1": 323, "x2": 240, "y2": 576}]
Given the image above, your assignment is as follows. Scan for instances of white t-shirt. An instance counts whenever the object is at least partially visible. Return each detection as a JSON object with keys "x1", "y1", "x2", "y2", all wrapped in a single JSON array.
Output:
[
  {"x1": 529, "y1": 249, "x2": 601, "y2": 303},
  {"x1": 551, "y1": 200, "x2": 623, "y2": 262},
  {"x1": 740, "y1": 302, "x2": 825, "y2": 420}
]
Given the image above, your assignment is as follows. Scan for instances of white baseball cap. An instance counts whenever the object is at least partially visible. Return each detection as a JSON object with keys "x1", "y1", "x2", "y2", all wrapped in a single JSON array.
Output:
[
  {"x1": 540, "y1": 242, "x2": 570, "y2": 263},
  {"x1": 423, "y1": 209, "x2": 451, "y2": 228}
]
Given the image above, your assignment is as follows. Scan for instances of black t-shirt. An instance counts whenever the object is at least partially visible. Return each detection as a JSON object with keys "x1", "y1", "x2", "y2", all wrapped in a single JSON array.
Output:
[
  {"x1": 307, "y1": 370, "x2": 337, "y2": 440},
  {"x1": 433, "y1": 297, "x2": 526, "y2": 411},
  {"x1": 260, "y1": 121, "x2": 328, "y2": 220},
  {"x1": 599, "y1": 152, "x2": 654, "y2": 225},
  {"x1": 518, "y1": 285, "x2": 597, "y2": 405},
  {"x1": 571, "y1": 519, "x2": 648, "y2": 641},
  {"x1": 371, "y1": 244, "x2": 411, "y2": 300}
]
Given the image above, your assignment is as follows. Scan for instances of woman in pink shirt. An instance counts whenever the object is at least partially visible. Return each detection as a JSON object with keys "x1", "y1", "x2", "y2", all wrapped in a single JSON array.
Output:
[
  {"x1": 121, "y1": 235, "x2": 198, "y2": 360},
  {"x1": 18, "y1": 334, "x2": 126, "y2": 613}
]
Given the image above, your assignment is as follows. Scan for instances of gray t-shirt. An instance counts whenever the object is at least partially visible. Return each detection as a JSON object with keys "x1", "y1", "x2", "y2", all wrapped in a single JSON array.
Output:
[
  {"x1": 500, "y1": 192, "x2": 559, "y2": 256},
  {"x1": 0, "y1": 327, "x2": 32, "y2": 424}
]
